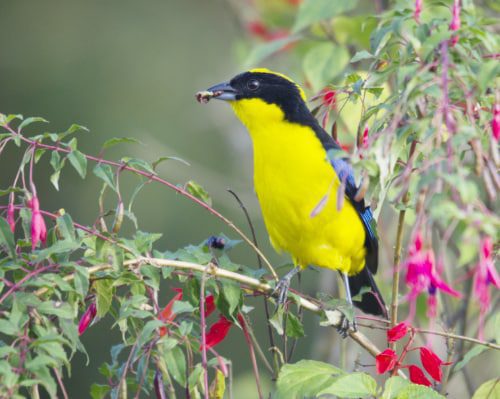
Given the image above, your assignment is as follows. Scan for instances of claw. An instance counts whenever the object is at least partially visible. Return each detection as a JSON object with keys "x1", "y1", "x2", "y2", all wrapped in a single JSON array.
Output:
[
  {"x1": 271, "y1": 266, "x2": 301, "y2": 306},
  {"x1": 336, "y1": 309, "x2": 357, "y2": 338}
]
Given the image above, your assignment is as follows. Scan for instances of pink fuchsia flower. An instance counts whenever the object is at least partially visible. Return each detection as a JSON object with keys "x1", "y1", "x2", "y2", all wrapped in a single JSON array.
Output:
[
  {"x1": 78, "y1": 302, "x2": 97, "y2": 335},
  {"x1": 492, "y1": 102, "x2": 500, "y2": 142},
  {"x1": 473, "y1": 237, "x2": 500, "y2": 340},
  {"x1": 414, "y1": 0, "x2": 423, "y2": 23},
  {"x1": 420, "y1": 346, "x2": 451, "y2": 382},
  {"x1": 387, "y1": 322, "x2": 409, "y2": 343},
  {"x1": 408, "y1": 365, "x2": 432, "y2": 386},
  {"x1": 28, "y1": 196, "x2": 47, "y2": 250},
  {"x1": 7, "y1": 202, "x2": 15, "y2": 233},
  {"x1": 404, "y1": 233, "x2": 462, "y2": 321},
  {"x1": 375, "y1": 348, "x2": 398, "y2": 374},
  {"x1": 449, "y1": 0, "x2": 461, "y2": 46}
]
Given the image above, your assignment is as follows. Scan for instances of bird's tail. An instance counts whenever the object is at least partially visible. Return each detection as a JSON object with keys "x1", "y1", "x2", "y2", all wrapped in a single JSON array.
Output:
[{"x1": 349, "y1": 268, "x2": 388, "y2": 318}]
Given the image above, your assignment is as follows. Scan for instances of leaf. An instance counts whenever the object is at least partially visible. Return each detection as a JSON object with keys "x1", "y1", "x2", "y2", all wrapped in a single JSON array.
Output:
[
  {"x1": 94, "y1": 279, "x2": 114, "y2": 317},
  {"x1": 209, "y1": 368, "x2": 226, "y2": 399},
  {"x1": 285, "y1": 312, "x2": 305, "y2": 338},
  {"x1": 18, "y1": 116, "x2": 48, "y2": 132},
  {"x1": 472, "y1": 378, "x2": 500, "y2": 399},
  {"x1": 293, "y1": 0, "x2": 358, "y2": 33},
  {"x1": 93, "y1": 163, "x2": 117, "y2": 192},
  {"x1": 185, "y1": 180, "x2": 212, "y2": 206},
  {"x1": 171, "y1": 300, "x2": 196, "y2": 315},
  {"x1": 303, "y1": 43, "x2": 350, "y2": 91},
  {"x1": 396, "y1": 384, "x2": 446, "y2": 399},
  {"x1": 163, "y1": 346, "x2": 186, "y2": 386},
  {"x1": 121, "y1": 157, "x2": 156, "y2": 175},
  {"x1": 244, "y1": 36, "x2": 298, "y2": 67},
  {"x1": 454, "y1": 345, "x2": 489, "y2": 372},
  {"x1": 152, "y1": 155, "x2": 190, "y2": 169},
  {"x1": 351, "y1": 50, "x2": 374, "y2": 63},
  {"x1": 478, "y1": 60, "x2": 500, "y2": 94},
  {"x1": 102, "y1": 137, "x2": 141, "y2": 150},
  {"x1": 56, "y1": 213, "x2": 76, "y2": 241},
  {"x1": 381, "y1": 376, "x2": 410, "y2": 399},
  {"x1": 318, "y1": 372, "x2": 377, "y2": 398},
  {"x1": 0, "y1": 217, "x2": 16, "y2": 258},
  {"x1": 269, "y1": 306, "x2": 285, "y2": 336},
  {"x1": 275, "y1": 359, "x2": 344, "y2": 399},
  {"x1": 91, "y1": 384, "x2": 111, "y2": 399},
  {"x1": 37, "y1": 301, "x2": 75, "y2": 319},
  {"x1": 67, "y1": 150, "x2": 87, "y2": 178},
  {"x1": 220, "y1": 281, "x2": 241, "y2": 317}
]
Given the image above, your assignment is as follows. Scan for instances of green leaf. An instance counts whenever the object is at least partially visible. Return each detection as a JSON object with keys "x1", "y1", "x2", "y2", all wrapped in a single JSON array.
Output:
[
  {"x1": 164, "y1": 346, "x2": 186, "y2": 386},
  {"x1": 91, "y1": 384, "x2": 111, "y2": 399},
  {"x1": 478, "y1": 60, "x2": 500, "y2": 94},
  {"x1": 18, "y1": 117, "x2": 48, "y2": 132},
  {"x1": 219, "y1": 281, "x2": 242, "y2": 317},
  {"x1": 381, "y1": 376, "x2": 409, "y2": 399},
  {"x1": 185, "y1": 180, "x2": 212, "y2": 206},
  {"x1": 293, "y1": 0, "x2": 358, "y2": 33},
  {"x1": 397, "y1": 384, "x2": 446, "y2": 399},
  {"x1": 37, "y1": 301, "x2": 75, "y2": 318},
  {"x1": 171, "y1": 300, "x2": 196, "y2": 315},
  {"x1": 351, "y1": 50, "x2": 374, "y2": 63},
  {"x1": 67, "y1": 150, "x2": 87, "y2": 178},
  {"x1": 472, "y1": 378, "x2": 500, "y2": 399},
  {"x1": 56, "y1": 213, "x2": 76, "y2": 241},
  {"x1": 0, "y1": 217, "x2": 16, "y2": 258},
  {"x1": 285, "y1": 312, "x2": 305, "y2": 338},
  {"x1": 303, "y1": 43, "x2": 350, "y2": 91},
  {"x1": 93, "y1": 163, "x2": 117, "y2": 192},
  {"x1": 152, "y1": 155, "x2": 190, "y2": 169},
  {"x1": 454, "y1": 345, "x2": 489, "y2": 372},
  {"x1": 94, "y1": 279, "x2": 114, "y2": 317},
  {"x1": 244, "y1": 36, "x2": 298, "y2": 67},
  {"x1": 275, "y1": 360, "x2": 344, "y2": 399},
  {"x1": 269, "y1": 306, "x2": 285, "y2": 336},
  {"x1": 121, "y1": 157, "x2": 156, "y2": 175},
  {"x1": 102, "y1": 137, "x2": 141, "y2": 149},
  {"x1": 318, "y1": 372, "x2": 377, "y2": 398}
]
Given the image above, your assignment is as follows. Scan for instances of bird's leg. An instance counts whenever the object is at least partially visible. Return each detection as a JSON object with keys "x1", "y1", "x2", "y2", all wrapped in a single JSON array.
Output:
[
  {"x1": 273, "y1": 266, "x2": 301, "y2": 305},
  {"x1": 337, "y1": 272, "x2": 358, "y2": 338}
]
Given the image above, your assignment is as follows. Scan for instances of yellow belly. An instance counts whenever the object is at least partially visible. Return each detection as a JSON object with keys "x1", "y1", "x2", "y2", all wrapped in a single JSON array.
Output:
[
  {"x1": 231, "y1": 99, "x2": 366, "y2": 275},
  {"x1": 255, "y1": 128, "x2": 365, "y2": 275}
]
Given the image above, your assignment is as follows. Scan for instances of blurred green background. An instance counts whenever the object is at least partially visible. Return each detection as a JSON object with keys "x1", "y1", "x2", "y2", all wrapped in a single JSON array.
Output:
[{"x1": 1, "y1": 1, "x2": 495, "y2": 397}]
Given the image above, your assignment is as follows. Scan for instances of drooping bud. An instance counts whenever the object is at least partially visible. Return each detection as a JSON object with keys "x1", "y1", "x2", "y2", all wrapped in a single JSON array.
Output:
[
  {"x1": 78, "y1": 302, "x2": 97, "y2": 335},
  {"x1": 29, "y1": 196, "x2": 47, "y2": 250},
  {"x1": 449, "y1": 0, "x2": 461, "y2": 46},
  {"x1": 7, "y1": 201, "x2": 15, "y2": 233},
  {"x1": 491, "y1": 102, "x2": 500, "y2": 142}
]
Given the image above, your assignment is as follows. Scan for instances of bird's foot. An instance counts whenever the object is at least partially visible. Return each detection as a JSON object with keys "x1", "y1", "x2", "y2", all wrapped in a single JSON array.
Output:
[
  {"x1": 272, "y1": 276, "x2": 292, "y2": 305},
  {"x1": 336, "y1": 309, "x2": 357, "y2": 339}
]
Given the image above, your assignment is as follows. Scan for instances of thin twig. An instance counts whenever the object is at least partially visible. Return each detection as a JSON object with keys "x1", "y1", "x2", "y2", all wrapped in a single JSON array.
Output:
[
  {"x1": 239, "y1": 314, "x2": 264, "y2": 399},
  {"x1": 199, "y1": 271, "x2": 210, "y2": 399},
  {"x1": 52, "y1": 367, "x2": 69, "y2": 399}
]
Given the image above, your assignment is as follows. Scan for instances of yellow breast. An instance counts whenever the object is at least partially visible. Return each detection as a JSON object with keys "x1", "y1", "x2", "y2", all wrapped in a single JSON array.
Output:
[{"x1": 230, "y1": 98, "x2": 366, "y2": 275}]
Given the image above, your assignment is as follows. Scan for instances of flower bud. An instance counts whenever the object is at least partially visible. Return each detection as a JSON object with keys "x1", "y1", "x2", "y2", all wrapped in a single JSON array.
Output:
[
  {"x1": 387, "y1": 322, "x2": 408, "y2": 343},
  {"x1": 78, "y1": 302, "x2": 97, "y2": 335},
  {"x1": 375, "y1": 348, "x2": 398, "y2": 374},
  {"x1": 408, "y1": 364, "x2": 432, "y2": 386}
]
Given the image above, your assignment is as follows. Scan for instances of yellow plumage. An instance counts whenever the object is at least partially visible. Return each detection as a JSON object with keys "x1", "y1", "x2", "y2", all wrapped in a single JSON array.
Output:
[{"x1": 230, "y1": 97, "x2": 366, "y2": 275}]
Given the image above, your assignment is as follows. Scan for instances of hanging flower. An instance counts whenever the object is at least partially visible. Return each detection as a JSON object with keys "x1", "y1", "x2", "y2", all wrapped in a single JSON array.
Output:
[
  {"x1": 203, "y1": 315, "x2": 234, "y2": 350},
  {"x1": 158, "y1": 288, "x2": 183, "y2": 337},
  {"x1": 7, "y1": 202, "x2": 15, "y2": 233},
  {"x1": 28, "y1": 196, "x2": 47, "y2": 250},
  {"x1": 414, "y1": 0, "x2": 423, "y2": 23},
  {"x1": 387, "y1": 322, "x2": 409, "y2": 343},
  {"x1": 404, "y1": 233, "x2": 461, "y2": 321},
  {"x1": 449, "y1": 0, "x2": 461, "y2": 46},
  {"x1": 408, "y1": 365, "x2": 432, "y2": 387},
  {"x1": 492, "y1": 102, "x2": 500, "y2": 142},
  {"x1": 205, "y1": 294, "x2": 216, "y2": 317},
  {"x1": 472, "y1": 237, "x2": 500, "y2": 339},
  {"x1": 78, "y1": 302, "x2": 97, "y2": 335},
  {"x1": 375, "y1": 348, "x2": 398, "y2": 374}
]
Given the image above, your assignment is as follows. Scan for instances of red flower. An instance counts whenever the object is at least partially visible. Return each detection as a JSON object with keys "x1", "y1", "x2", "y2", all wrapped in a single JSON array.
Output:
[
  {"x1": 28, "y1": 196, "x2": 47, "y2": 250},
  {"x1": 420, "y1": 347, "x2": 449, "y2": 382},
  {"x1": 7, "y1": 202, "x2": 15, "y2": 233},
  {"x1": 473, "y1": 237, "x2": 500, "y2": 339},
  {"x1": 492, "y1": 102, "x2": 500, "y2": 142},
  {"x1": 246, "y1": 21, "x2": 290, "y2": 42},
  {"x1": 414, "y1": 0, "x2": 423, "y2": 23},
  {"x1": 203, "y1": 315, "x2": 233, "y2": 350},
  {"x1": 322, "y1": 89, "x2": 336, "y2": 107},
  {"x1": 159, "y1": 288, "x2": 183, "y2": 337},
  {"x1": 404, "y1": 233, "x2": 461, "y2": 320},
  {"x1": 78, "y1": 302, "x2": 97, "y2": 335},
  {"x1": 408, "y1": 365, "x2": 432, "y2": 387},
  {"x1": 376, "y1": 348, "x2": 398, "y2": 374},
  {"x1": 361, "y1": 124, "x2": 369, "y2": 150},
  {"x1": 387, "y1": 322, "x2": 408, "y2": 343},
  {"x1": 449, "y1": 0, "x2": 461, "y2": 46}
]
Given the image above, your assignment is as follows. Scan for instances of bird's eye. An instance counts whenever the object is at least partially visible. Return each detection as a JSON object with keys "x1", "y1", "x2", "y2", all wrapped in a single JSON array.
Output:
[{"x1": 247, "y1": 79, "x2": 260, "y2": 91}]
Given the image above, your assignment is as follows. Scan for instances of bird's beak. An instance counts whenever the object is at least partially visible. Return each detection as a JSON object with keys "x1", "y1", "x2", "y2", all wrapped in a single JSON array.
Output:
[{"x1": 206, "y1": 81, "x2": 238, "y2": 101}]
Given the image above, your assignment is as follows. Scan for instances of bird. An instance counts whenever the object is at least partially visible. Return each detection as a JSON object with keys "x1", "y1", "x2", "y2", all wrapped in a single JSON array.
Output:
[{"x1": 197, "y1": 68, "x2": 388, "y2": 324}]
